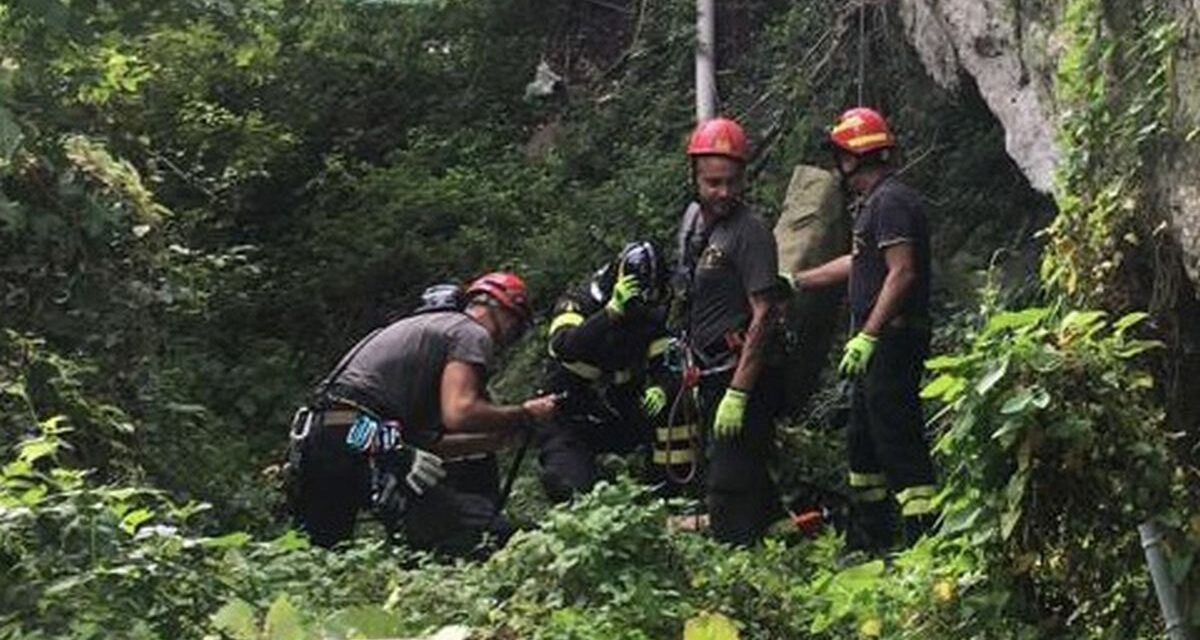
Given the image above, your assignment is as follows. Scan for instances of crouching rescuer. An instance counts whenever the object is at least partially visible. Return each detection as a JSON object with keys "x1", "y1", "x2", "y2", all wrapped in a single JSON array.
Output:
[
  {"x1": 539, "y1": 241, "x2": 683, "y2": 502},
  {"x1": 286, "y1": 272, "x2": 557, "y2": 556}
]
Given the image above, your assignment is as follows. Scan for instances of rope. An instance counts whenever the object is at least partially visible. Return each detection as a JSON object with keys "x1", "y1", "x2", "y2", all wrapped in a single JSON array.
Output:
[
  {"x1": 857, "y1": 0, "x2": 866, "y2": 106},
  {"x1": 663, "y1": 379, "x2": 700, "y2": 485}
]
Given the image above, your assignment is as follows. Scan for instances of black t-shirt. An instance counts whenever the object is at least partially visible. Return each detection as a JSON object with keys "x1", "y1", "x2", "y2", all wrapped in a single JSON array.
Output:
[
  {"x1": 849, "y1": 175, "x2": 931, "y2": 331},
  {"x1": 676, "y1": 202, "x2": 779, "y2": 351}
]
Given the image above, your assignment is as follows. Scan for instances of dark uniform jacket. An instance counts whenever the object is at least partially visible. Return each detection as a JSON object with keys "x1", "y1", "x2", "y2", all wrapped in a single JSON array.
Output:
[{"x1": 545, "y1": 287, "x2": 671, "y2": 424}]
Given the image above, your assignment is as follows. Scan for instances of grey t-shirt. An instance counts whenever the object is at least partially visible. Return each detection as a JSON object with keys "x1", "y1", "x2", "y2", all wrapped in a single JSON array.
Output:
[
  {"x1": 676, "y1": 202, "x2": 779, "y2": 352},
  {"x1": 330, "y1": 312, "x2": 494, "y2": 445}
]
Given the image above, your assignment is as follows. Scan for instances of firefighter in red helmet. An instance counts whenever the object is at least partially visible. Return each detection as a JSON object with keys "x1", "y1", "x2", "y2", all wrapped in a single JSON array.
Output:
[
  {"x1": 787, "y1": 107, "x2": 938, "y2": 553},
  {"x1": 673, "y1": 116, "x2": 789, "y2": 546},
  {"x1": 288, "y1": 271, "x2": 557, "y2": 557}
]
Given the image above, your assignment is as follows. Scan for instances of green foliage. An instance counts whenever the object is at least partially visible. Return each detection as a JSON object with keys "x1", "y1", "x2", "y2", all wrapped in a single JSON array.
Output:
[
  {"x1": 922, "y1": 304, "x2": 1182, "y2": 636},
  {"x1": 2, "y1": 1, "x2": 1198, "y2": 638},
  {"x1": 1042, "y1": 1, "x2": 1179, "y2": 304}
]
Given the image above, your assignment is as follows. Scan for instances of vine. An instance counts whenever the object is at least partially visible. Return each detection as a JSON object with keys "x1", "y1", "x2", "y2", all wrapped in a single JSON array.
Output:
[{"x1": 1041, "y1": 0, "x2": 1179, "y2": 305}]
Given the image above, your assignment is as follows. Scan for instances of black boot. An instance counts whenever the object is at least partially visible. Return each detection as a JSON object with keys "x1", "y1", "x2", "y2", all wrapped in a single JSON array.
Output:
[
  {"x1": 902, "y1": 513, "x2": 937, "y2": 548},
  {"x1": 845, "y1": 499, "x2": 897, "y2": 556}
]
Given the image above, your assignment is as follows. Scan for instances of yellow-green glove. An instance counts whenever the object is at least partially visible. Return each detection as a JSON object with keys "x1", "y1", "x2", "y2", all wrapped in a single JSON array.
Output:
[
  {"x1": 713, "y1": 388, "x2": 748, "y2": 439},
  {"x1": 838, "y1": 332, "x2": 878, "y2": 378},
  {"x1": 606, "y1": 273, "x2": 641, "y2": 317},
  {"x1": 642, "y1": 385, "x2": 667, "y2": 418}
]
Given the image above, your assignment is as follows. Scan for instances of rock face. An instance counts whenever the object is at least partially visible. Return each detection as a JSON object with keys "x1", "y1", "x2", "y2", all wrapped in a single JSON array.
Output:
[
  {"x1": 898, "y1": 0, "x2": 1200, "y2": 291},
  {"x1": 899, "y1": 0, "x2": 1061, "y2": 194}
]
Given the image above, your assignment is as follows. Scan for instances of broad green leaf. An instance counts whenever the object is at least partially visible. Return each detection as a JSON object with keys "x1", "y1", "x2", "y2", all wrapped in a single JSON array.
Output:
[
  {"x1": 983, "y1": 307, "x2": 1050, "y2": 336},
  {"x1": 17, "y1": 437, "x2": 58, "y2": 464},
  {"x1": 264, "y1": 595, "x2": 305, "y2": 640},
  {"x1": 1059, "y1": 310, "x2": 1107, "y2": 336},
  {"x1": 119, "y1": 508, "x2": 154, "y2": 535},
  {"x1": 1113, "y1": 311, "x2": 1150, "y2": 335},
  {"x1": 924, "y1": 353, "x2": 973, "y2": 370},
  {"x1": 991, "y1": 419, "x2": 1024, "y2": 447},
  {"x1": 203, "y1": 531, "x2": 252, "y2": 549},
  {"x1": 920, "y1": 373, "x2": 961, "y2": 400},
  {"x1": 271, "y1": 529, "x2": 310, "y2": 551},
  {"x1": 1031, "y1": 388, "x2": 1051, "y2": 409},
  {"x1": 1000, "y1": 505, "x2": 1022, "y2": 541},
  {"x1": 832, "y1": 559, "x2": 885, "y2": 591},
  {"x1": 684, "y1": 612, "x2": 741, "y2": 640},
  {"x1": 941, "y1": 505, "x2": 984, "y2": 536},
  {"x1": 1114, "y1": 339, "x2": 1164, "y2": 358},
  {"x1": 211, "y1": 599, "x2": 258, "y2": 640},
  {"x1": 975, "y1": 356, "x2": 1009, "y2": 396},
  {"x1": 1000, "y1": 387, "x2": 1034, "y2": 415},
  {"x1": 323, "y1": 606, "x2": 403, "y2": 638}
]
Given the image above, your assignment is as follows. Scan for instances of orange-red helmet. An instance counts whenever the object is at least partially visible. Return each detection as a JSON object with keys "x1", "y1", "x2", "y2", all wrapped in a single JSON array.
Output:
[
  {"x1": 686, "y1": 117, "x2": 748, "y2": 161},
  {"x1": 829, "y1": 107, "x2": 895, "y2": 155},
  {"x1": 466, "y1": 272, "x2": 532, "y2": 324}
]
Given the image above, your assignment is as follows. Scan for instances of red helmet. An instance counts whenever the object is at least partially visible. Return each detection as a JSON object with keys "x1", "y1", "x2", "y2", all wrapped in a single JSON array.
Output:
[
  {"x1": 686, "y1": 117, "x2": 748, "y2": 161},
  {"x1": 466, "y1": 271, "x2": 532, "y2": 324},
  {"x1": 829, "y1": 107, "x2": 895, "y2": 155}
]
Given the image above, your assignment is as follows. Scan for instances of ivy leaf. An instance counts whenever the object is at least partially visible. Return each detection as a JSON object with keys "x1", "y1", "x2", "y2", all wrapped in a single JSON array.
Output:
[
  {"x1": 264, "y1": 595, "x2": 305, "y2": 640},
  {"x1": 684, "y1": 612, "x2": 741, "y2": 640},
  {"x1": 211, "y1": 599, "x2": 258, "y2": 640},
  {"x1": 323, "y1": 606, "x2": 404, "y2": 638}
]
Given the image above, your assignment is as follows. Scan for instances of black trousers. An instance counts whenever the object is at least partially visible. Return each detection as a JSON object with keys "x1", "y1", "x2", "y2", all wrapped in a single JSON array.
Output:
[
  {"x1": 400, "y1": 455, "x2": 512, "y2": 559},
  {"x1": 847, "y1": 329, "x2": 937, "y2": 548},
  {"x1": 699, "y1": 368, "x2": 785, "y2": 547},
  {"x1": 536, "y1": 386, "x2": 649, "y2": 503},
  {"x1": 294, "y1": 424, "x2": 509, "y2": 557}
]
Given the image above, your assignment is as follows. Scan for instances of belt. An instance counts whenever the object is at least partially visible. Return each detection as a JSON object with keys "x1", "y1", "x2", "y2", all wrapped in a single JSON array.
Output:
[
  {"x1": 317, "y1": 407, "x2": 358, "y2": 428},
  {"x1": 689, "y1": 339, "x2": 737, "y2": 375},
  {"x1": 323, "y1": 383, "x2": 385, "y2": 416}
]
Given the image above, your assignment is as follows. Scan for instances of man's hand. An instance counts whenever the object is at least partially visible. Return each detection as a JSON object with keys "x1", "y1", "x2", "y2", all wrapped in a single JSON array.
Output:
[
  {"x1": 521, "y1": 394, "x2": 559, "y2": 423},
  {"x1": 838, "y1": 332, "x2": 878, "y2": 378},
  {"x1": 713, "y1": 387, "x2": 748, "y2": 439},
  {"x1": 642, "y1": 385, "x2": 668, "y2": 418},
  {"x1": 606, "y1": 274, "x2": 641, "y2": 317}
]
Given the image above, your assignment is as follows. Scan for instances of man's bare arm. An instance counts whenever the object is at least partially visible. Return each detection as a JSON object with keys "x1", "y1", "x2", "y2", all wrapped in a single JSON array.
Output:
[
  {"x1": 729, "y1": 292, "x2": 775, "y2": 392},
  {"x1": 440, "y1": 361, "x2": 529, "y2": 433},
  {"x1": 794, "y1": 254, "x2": 851, "y2": 289},
  {"x1": 860, "y1": 243, "x2": 916, "y2": 336}
]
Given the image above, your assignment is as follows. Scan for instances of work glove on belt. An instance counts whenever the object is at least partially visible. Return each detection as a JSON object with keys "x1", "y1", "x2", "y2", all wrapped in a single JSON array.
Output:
[
  {"x1": 713, "y1": 387, "x2": 748, "y2": 440},
  {"x1": 371, "y1": 446, "x2": 447, "y2": 522}
]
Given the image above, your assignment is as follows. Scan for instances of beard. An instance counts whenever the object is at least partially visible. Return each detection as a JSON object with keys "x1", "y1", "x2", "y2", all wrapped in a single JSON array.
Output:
[{"x1": 699, "y1": 194, "x2": 738, "y2": 218}]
